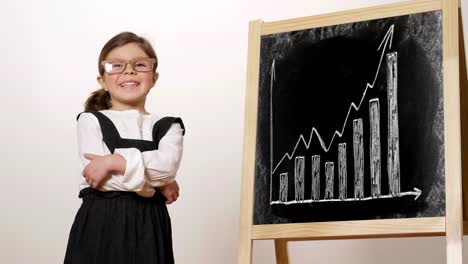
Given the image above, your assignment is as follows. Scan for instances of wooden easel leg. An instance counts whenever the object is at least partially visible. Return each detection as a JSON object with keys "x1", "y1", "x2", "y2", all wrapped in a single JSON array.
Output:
[
  {"x1": 443, "y1": 0, "x2": 464, "y2": 262},
  {"x1": 459, "y1": 4, "x2": 468, "y2": 234},
  {"x1": 274, "y1": 239, "x2": 289, "y2": 264},
  {"x1": 238, "y1": 238, "x2": 253, "y2": 264}
]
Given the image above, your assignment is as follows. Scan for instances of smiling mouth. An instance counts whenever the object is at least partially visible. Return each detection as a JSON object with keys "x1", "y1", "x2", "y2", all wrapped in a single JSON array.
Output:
[{"x1": 120, "y1": 81, "x2": 140, "y2": 88}]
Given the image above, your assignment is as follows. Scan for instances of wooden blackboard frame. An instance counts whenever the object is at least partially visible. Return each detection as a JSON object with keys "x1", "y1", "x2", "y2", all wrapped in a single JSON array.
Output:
[{"x1": 238, "y1": 0, "x2": 463, "y2": 263}]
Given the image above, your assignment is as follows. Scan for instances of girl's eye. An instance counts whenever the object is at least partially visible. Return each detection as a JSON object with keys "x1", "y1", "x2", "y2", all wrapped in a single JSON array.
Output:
[
  {"x1": 112, "y1": 63, "x2": 123, "y2": 68},
  {"x1": 135, "y1": 62, "x2": 148, "y2": 68}
]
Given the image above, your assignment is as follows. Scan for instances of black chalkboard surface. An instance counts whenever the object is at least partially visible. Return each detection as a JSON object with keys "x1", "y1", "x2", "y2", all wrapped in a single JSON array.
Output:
[{"x1": 253, "y1": 10, "x2": 445, "y2": 225}]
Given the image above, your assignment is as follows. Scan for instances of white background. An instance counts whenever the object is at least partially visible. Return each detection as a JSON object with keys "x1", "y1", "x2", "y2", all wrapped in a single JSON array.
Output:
[{"x1": 1, "y1": 0, "x2": 467, "y2": 263}]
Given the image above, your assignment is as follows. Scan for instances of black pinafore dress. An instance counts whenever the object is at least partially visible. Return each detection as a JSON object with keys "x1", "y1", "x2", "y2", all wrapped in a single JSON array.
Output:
[{"x1": 64, "y1": 111, "x2": 185, "y2": 264}]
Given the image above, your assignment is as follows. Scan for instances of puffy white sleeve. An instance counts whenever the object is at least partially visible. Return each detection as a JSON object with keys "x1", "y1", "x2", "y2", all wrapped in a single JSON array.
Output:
[
  {"x1": 111, "y1": 123, "x2": 184, "y2": 187},
  {"x1": 77, "y1": 113, "x2": 146, "y2": 192},
  {"x1": 120, "y1": 123, "x2": 184, "y2": 187}
]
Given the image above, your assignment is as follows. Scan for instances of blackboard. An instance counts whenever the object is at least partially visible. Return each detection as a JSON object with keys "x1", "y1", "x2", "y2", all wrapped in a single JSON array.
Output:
[{"x1": 253, "y1": 10, "x2": 445, "y2": 225}]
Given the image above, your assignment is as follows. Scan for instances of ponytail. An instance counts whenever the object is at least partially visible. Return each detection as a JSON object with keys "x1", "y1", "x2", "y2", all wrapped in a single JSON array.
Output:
[{"x1": 84, "y1": 88, "x2": 112, "y2": 112}]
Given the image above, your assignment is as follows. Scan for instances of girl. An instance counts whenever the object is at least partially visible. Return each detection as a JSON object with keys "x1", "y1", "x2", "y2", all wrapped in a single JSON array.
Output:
[{"x1": 64, "y1": 32, "x2": 185, "y2": 264}]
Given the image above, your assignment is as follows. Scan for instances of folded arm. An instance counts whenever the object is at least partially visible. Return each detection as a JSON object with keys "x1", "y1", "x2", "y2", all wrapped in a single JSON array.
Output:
[
  {"x1": 140, "y1": 123, "x2": 184, "y2": 186},
  {"x1": 77, "y1": 113, "x2": 184, "y2": 192},
  {"x1": 77, "y1": 113, "x2": 146, "y2": 191}
]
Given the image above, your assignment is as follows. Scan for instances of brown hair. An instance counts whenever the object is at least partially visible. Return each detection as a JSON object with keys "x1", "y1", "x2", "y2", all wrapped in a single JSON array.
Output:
[{"x1": 84, "y1": 32, "x2": 158, "y2": 112}]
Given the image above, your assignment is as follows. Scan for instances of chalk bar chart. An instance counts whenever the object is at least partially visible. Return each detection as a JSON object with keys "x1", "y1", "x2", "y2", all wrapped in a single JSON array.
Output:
[
  {"x1": 253, "y1": 11, "x2": 445, "y2": 224},
  {"x1": 270, "y1": 27, "x2": 420, "y2": 205}
]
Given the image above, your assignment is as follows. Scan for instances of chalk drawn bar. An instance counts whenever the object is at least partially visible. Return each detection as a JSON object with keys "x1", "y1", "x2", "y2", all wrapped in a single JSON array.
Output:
[
  {"x1": 369, "y1": 99, "x2": 381, "y2": 198},
  {"x1": 387, "y1": 52, "x2": 401, "y2": 196},
  {"x1": 325, "y1": 162, "x2": 334, "y2": 199},
  {"x1": 279, "y1": 173, "x2": 288, "y2": 202},
  {"x1": 295, "y1": 157, "x2": 305, "y2": 202},
  {"x1": 338, "y1": 143, "x2": 347, "y2": 200},
  {"x1": 311, "y1": 155, "x2": 320, "y2": 201},
  {"x1": 353, "y1": 118, "x2": 364, "y2": 199}
]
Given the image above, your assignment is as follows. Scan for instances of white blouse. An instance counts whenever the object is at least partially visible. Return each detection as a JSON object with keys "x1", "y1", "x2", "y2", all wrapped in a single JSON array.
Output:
[{"x1": 76, "y1": 109, "x2": 184, "y2": 197}]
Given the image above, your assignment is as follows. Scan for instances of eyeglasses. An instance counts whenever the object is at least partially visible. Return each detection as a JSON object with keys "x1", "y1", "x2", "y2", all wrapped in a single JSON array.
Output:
[{"x1": 101, "y1": 58, "x2": 157, "y2": 74}]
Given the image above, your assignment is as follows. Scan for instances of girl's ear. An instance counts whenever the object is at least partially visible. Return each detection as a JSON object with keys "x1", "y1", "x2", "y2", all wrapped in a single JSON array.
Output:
[
  {"x1": 153, "y1": 72, "x2": 159, "y2": 84},
  {"x1": 97, "y1": 75, "x2": 107, "y2": 91}
]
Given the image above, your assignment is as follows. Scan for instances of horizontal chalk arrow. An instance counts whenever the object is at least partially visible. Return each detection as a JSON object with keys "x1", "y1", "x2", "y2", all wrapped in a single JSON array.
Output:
[
  {"x1": 399, "y1": 187, "x2": 422, "y2": 200},
  {"x1": 270, "y1": 186, "x2": 422, "y2": 205}
]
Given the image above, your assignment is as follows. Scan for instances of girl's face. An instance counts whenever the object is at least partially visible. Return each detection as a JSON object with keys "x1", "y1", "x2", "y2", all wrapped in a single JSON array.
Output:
[{"x1": 98, "y1": 43, "x2": 158, "y2": 109}]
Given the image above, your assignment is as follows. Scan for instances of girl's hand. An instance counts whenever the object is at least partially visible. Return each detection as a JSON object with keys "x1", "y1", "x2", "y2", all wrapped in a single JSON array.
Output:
[
  {"x1": 82, "y1": 153, "x2": 125, "y2": 188},
  {"x1": 157, "y1": 180, "x2": 180, "y2": 204}
]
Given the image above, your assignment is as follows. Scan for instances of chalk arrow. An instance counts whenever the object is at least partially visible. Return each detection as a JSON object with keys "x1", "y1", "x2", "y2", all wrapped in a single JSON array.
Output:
[
  {"x1": 271, "y1": 25, "x2": 395, "y2": 174},
  {"x1": 399, "y1": 187, "x2": 422, "y2": 200}
]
